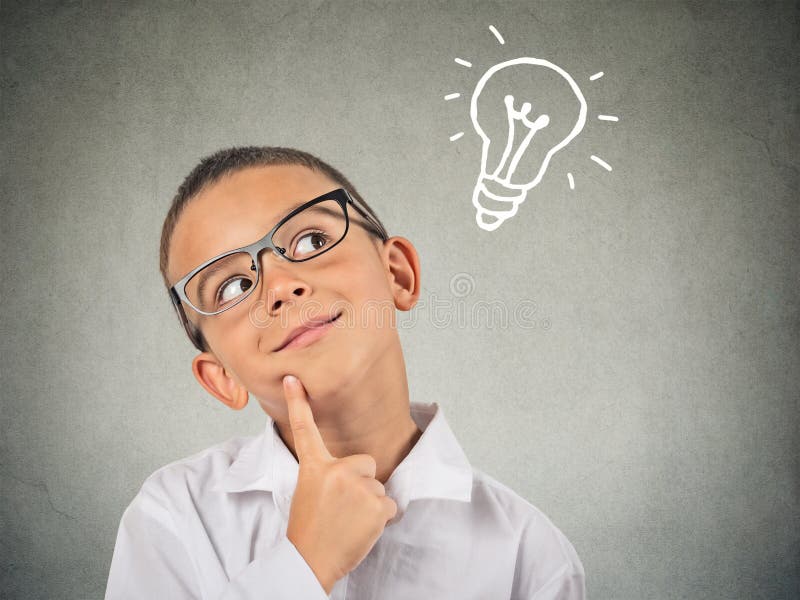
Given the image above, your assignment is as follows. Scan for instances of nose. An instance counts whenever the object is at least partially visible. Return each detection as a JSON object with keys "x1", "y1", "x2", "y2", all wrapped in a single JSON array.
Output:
[{"x1": 253, "y1": 249, "x2": 311, "y2": 316}]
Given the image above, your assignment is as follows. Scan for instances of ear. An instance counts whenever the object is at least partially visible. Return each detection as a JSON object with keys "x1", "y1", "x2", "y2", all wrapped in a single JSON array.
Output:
[
  {"x1": 381, "y1": 236, "x2": 421, "y2": 311},
  {"x1": 191, "y1": 352, "x2": 249, "y2": 410}
]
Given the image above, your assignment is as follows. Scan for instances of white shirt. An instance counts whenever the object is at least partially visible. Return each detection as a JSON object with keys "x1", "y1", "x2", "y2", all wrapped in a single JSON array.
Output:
[{"x1": 105, "y1": 401, "x2": 585, "y2": 599}]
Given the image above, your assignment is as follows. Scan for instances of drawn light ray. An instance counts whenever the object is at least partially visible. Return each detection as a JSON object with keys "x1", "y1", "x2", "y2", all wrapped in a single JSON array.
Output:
[
  {"x1": 567, "y1": 172, "x2": 575, "y2": 190},
  {"x1": 489, "y1": 25, "x2": 505, "y2": 45},
  {"x1": 590, "y1": 155, "x2": 613, "y2": 171},
  {"x1": 450, "y1": 132, "x2": 465, "y2": 141},
  {"x1": 455, "y1": 58, "x2": 473, "y2": 68},
  {"x1": 589, "y1": 71, "x2": 604, "y2": 81},
  {"x1": 444, "y1": 93, "x2": 461, "y2": 101},
  {"x1": 598, "y1": 115, "x2": 619, "y2": 122}
]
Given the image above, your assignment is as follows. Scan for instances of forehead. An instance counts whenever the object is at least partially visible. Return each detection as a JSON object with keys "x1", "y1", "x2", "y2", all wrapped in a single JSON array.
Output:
[{"x1": 167, "y1": 163, "x2": 339, "y2": 284}]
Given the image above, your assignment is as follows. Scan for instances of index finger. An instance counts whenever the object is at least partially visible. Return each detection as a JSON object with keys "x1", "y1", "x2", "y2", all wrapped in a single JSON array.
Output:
[{"x1": 282, "y1": 375, "x2": 332, "y2": 463}]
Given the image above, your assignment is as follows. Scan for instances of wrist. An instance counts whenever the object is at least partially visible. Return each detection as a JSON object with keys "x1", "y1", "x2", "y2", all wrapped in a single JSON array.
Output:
[{"x1": 287, "y1": 535, "x2": 337, "y2": 595}]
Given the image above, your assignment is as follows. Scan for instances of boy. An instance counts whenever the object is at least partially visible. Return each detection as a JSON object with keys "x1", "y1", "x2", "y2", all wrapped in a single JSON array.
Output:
[{"x1": 105, "y1": 146, "x2": 586, "y2": 599}]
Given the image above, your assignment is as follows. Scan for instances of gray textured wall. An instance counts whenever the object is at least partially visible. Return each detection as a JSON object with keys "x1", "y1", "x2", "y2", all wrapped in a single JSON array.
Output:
[{"x1": 1, "y1": 1, "x2": 798, "y2": 598}]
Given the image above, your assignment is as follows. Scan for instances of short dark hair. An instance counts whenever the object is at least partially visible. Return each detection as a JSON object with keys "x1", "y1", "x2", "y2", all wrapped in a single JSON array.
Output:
[{"x1": 159, "y1": 145, "x2": 389, "y2": 352}]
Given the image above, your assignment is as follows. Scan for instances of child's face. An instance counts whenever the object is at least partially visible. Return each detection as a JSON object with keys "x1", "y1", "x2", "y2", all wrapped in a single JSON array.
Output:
[{"x1": 166, "y1": 164, "x2": 417, "y2": 418}]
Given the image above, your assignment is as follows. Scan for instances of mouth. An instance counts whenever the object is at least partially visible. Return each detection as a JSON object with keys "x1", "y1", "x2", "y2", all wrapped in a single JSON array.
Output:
[{"x1": 273, "y1": 311, "x2": 342, "y2": 353}]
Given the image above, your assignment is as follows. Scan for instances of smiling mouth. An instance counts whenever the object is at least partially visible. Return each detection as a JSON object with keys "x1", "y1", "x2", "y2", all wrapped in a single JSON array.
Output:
[{"x1": 275, "y1": 311, "x2": 342, "y2": 352}]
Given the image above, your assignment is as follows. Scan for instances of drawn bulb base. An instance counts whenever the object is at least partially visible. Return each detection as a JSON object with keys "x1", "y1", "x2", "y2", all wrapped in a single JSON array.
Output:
[{"x1": 472, "y1": 177, "x2": 526, "y2": 231}]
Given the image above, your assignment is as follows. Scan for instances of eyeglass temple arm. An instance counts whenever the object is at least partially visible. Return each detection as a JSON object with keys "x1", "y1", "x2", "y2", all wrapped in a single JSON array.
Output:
[
  {"x1": 347, "y1": 196, "x2": 388, "y2": 240},
  {"x1": 169, "y1": 286, "x2": 205, "y2": 350}
]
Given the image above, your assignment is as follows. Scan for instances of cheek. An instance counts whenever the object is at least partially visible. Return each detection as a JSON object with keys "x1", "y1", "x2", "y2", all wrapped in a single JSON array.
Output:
[
  {"x1": 209, "y1": 310, "x2": 259, "y2": 341},
  {"x1": 200, "y1": 312, "x2": 263, "y2": 370},
  {"x1": 348, "y1": 280, "x2": 396, "y2": 331},
  {"x1": 345, "y1": 252, "x2": 394, "y2": 297}
]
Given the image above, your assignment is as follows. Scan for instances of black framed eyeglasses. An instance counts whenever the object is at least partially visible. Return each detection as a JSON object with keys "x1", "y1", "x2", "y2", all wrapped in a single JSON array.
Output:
[{"x1": 168, "y1": 188, "x2": 388, "y2": 350}]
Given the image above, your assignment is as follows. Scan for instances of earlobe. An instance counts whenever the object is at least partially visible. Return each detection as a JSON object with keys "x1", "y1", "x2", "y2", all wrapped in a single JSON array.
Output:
[
  {"x1": 191, "y1": 353, "x2": 249, "y2": 410},
  {"x1": 228, "y1": 386, "x2": 249, "y2": 411}
]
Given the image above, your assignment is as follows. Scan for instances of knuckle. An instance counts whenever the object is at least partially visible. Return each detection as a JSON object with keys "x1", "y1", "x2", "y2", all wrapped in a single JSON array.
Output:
[
  {"x1": 350, "y1": 454, "x2": 376, "y2": 476},
  {"x1": 327, "y1": 463, "x2": 349, "y2": 486},
  {"x1": 360, "y1": 478, "x2": 384, "y2": 498},
  {"x1": 372, "y1": 496, "x2": 386, "y2": 514},
  {"x1": 364, "y1": 455, "x2": 377, "y2": 472},
  {"x1": 330, "y1": 461, "x2": 348, "y2": 477}
]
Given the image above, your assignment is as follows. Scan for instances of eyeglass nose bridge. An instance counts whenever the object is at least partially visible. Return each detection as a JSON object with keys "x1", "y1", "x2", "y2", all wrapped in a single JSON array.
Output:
[
  {"x1": 237, "y1": 247, "x2": 268, "y2": 310},
  {"x1": 248, "y1": 233, "x2": 291, "y2": 274},
  {"x1": 241, "y1": 233, "x2": 306, "y2": 307},
  {"x1": 246, "y1": 215, "x2": 298, "y2": 262}
]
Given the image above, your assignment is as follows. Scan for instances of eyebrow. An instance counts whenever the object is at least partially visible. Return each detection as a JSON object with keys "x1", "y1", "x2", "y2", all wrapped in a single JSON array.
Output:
[{"x1": 275, "y1": 200, "x2": 307, "y2": 223}]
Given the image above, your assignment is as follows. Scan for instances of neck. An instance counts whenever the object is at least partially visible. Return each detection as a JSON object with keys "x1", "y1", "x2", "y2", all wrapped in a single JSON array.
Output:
[{"x1": 274, "y1": 337, "x2": 423, "y2": 484}]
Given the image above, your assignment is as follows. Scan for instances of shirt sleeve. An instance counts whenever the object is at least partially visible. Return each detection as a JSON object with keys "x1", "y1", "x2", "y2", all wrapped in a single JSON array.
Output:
[
  {"x1": 511, "y1": 512, "x2": 586, "y2": 600},
  {"x1": 104, "y1": 483, "x2": 331, "y2": 600},
  {"x1": 529, "y1": 561, "x2": 586, "y2": 600}
]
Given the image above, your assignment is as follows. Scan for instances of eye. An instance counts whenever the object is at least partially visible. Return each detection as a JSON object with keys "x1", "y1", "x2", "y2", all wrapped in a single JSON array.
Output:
[
  {"x1": 293, "y1": 229, "x2": 332, "y2": 257},
  {"x1": 216, "y1": 277, "x2": 253, "y2": 307}
]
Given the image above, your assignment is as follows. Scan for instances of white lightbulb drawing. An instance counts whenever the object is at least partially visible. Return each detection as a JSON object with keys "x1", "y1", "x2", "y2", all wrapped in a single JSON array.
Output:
[
  {"x1": 447, "y1": 25, "x2": 619, "y2": 232},
  {"x1": 471, "y1": 58, "x2": 586, "y2": 231}
]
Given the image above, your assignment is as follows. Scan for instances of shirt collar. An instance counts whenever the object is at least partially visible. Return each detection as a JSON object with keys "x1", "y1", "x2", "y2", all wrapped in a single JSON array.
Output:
[{"x1": 211, "y1": 402, "x2": 473, "y2": 515}]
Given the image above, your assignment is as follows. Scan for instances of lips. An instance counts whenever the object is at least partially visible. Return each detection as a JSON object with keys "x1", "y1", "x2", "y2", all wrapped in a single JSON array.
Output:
[{"x1": 273, "y1": 311, "x2": 342, "y2": 352}]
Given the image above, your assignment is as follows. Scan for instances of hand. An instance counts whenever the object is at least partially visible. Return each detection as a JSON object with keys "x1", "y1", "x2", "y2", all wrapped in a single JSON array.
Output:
[{"x1": 282, "y1": 375, "x2": 398, "y2": 594}]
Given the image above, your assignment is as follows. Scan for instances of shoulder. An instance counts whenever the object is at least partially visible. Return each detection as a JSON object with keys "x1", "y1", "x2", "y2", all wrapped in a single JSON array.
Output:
[
  {"x1": 136, "y1": 434, "x2": 255, "y2": 503},
  {"x1": 469, "y1": 467, "x2": 569, "y2": 537},
  {"x1": 470, "y1": 467, "x2": 586, "y2": 596}
]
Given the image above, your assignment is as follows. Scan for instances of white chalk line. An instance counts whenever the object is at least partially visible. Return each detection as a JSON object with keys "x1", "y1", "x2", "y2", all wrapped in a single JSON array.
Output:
[
  {"x1": 590, "y1": 155, "x2": 613, "y2": 171},
  {"x1": 489, "y1": 25, "x2": 505, "y2": 45}
]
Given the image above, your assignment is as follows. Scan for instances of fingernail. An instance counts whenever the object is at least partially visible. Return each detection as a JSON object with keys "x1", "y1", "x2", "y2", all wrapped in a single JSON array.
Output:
[{"x1": 283, "y1": 375, "x2": 297, "y2": 385}]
